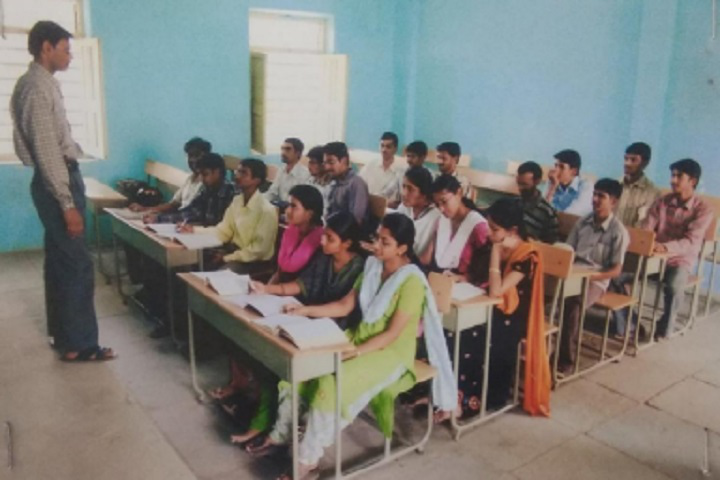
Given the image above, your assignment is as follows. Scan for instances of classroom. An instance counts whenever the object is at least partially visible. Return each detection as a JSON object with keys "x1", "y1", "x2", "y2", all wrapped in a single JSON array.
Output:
[{"x1": 2, "y1": 1, "x2": 720, "y2": 479}]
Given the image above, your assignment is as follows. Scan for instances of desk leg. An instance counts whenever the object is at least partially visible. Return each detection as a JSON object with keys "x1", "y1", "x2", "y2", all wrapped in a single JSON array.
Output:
[
  {"x1": 112, "y1": 233, "x2": 128, "y2": 303},
  {"x1": 334, "y1": 352, "x2": 342, "y2": 479},
  {"x1": 292, "y1": 380, "x2": 300, "y2": 480},
  {"x1": 187, "y1": 308, "x2": 206, "y2": 402},
  {"x1": 552, "y1": 284, "x2": 567, "y2": 384},
  {"x1": 450, "y1": 323, "x2": 462, "y2": 440},
  {"x1": 705, "y1": 244, "x2": 717, "y2": 318},
  {"x1": 167, "y1": 268, "x2": 178, "y2": 344},
  {"x1": 480, "y1": 306, "x2": 492, "y2": 419},
  {"x1": 649, "y1": 260, "x2": 667, "y2": 341},
  {"x1": 634, "y1": 264, "x2": 649, "y2": 351},
  {"x1": 573, "y1": 278, "x2": 589, "y2": 375},
  {"x1": 94, "y1": 210, "x2": 113, "y2": 284}
]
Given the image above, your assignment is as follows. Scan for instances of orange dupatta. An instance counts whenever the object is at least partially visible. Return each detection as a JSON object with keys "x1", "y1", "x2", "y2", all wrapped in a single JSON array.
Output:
[{"x1": 497, "y1": 242, "x2": 551, "y2": 416}]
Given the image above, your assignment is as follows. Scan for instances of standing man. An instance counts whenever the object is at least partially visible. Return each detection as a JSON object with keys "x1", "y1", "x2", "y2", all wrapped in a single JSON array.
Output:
[
  {"x1": 264, "y1": 137, "x2": 310, "y2": 207},
  {"x1": 616, "y1": 142, "x2": 661, "y2": 227},
  {"x1": 11, "y1": 21, "x2": 115, "y2": 361},
  {"x1": 545, "y1": 149, "x2": 593, "y2": 216}
]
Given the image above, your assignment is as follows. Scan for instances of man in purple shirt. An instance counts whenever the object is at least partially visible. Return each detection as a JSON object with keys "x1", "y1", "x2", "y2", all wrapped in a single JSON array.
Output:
[{"x1": 642, "y1": 159, "x2": 714, "y2": 340}]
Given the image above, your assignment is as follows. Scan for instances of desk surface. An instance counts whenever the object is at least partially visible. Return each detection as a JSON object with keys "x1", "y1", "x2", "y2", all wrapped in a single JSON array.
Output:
[
  {"x1": 179, "y1": 273, "x2": 355, "y2": 357},
  {"x1": 84, "y1": 177, "x2": 127, "y2": 201},
  {"x1": 105, "y1": 209, "x2": 190, "y2": 251}
]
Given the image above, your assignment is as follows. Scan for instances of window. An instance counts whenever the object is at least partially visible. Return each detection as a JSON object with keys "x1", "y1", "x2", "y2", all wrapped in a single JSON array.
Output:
[
  {"x1": 249, "y1": 9, "x2": 347, "y2": 154},
  {"x1": 0, "y1": 0, "x2": 107, "y2": 162}
]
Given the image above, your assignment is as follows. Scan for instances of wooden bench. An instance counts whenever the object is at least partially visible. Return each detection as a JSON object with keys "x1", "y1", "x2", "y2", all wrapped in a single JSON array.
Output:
[{"x1": 144, "y1": 158, "x2": 187, "y2": 194}]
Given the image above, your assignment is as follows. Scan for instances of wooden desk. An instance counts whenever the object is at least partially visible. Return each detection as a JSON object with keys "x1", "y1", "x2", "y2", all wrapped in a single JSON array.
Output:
[
  {"x1": 84, "y1": 177, "x2": 128, "y2": 283},
  {"x1": 179, "y1": 273, "x2": 352, "y2": 479},
  {"x1": 442, "y1": 294, "x2": 502, "y2": 440},
  {"x1": 106, "y1": 210, "x2": 201, "y2": 341}
]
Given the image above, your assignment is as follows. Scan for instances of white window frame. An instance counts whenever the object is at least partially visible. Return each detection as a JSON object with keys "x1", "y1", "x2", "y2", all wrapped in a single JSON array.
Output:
[{"x1": 0, "y1": 0, "x2": 107, "y2": 163}]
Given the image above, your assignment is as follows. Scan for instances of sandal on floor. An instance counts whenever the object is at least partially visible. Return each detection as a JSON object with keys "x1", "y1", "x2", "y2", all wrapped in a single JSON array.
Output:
[{"x1": 61, "y1": 346, "x2": 116, "y2": 362}]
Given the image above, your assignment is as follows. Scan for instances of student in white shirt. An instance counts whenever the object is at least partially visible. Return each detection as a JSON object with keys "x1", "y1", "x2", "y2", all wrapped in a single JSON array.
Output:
[
  {"x1": 265, "y1": 137, "x2": 311, "y2": 206},
  {"x1": 359, "y1": 131, "x2": 403, "y2": 203},
  {"x1": 130, "y1": 136, "x2": 209, "y2": 212},
  {"x1": 397, "y1": 166, "x2": 440, "y2": 258}
]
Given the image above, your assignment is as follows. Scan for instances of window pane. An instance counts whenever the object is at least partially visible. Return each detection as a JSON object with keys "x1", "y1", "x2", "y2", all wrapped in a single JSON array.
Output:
[{"x1": 4, "y1": 0, "x2": 78, "y2": 34}]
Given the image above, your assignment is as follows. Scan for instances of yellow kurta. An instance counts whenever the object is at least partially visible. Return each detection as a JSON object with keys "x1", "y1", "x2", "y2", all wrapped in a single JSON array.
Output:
[{"x1": 212, "y1": 191, "x2": 278, "y2": 263}]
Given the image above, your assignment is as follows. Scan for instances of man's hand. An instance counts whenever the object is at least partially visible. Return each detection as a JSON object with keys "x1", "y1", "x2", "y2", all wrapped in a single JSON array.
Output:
[
  {"x1": 547, "y1": 168, "x2": 558, "y2": 185},
  {"x1": 64, "y1": 208, "x2": 84, "y2": 238},
  {"x1": 128, "y1": 203, "x2": 148, "y2": 212}
]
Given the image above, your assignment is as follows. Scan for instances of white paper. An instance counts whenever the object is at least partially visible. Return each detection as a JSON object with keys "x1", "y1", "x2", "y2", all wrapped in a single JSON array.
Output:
[
  {"x1": 191, "y1": 270, "x2": 250, "y2": 296},
  {"x1": 105, "y1": 207, "x2": 144, "y2": 220},
  {"x1": 254, "y1": 314, "x2": 308, "y2": 332},
  {"x1": 173, "y1": 233, "x2": 222, "y2": 249},
  {"x1": 245, "y1": 294, "x2": 301, "y2": 317},
  {"x1": 452, "y1": 282, "x2": 486, "y2": 301},
  {"x1": 279, "y1": 317, "x2": 349, "y2": 350},
  {"x1": 145, "y1": 223, "x2": 179, "y2": 237}
]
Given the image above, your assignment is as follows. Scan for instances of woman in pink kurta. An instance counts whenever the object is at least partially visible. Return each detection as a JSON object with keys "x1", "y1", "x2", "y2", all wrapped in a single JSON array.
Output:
[{"x1": 274, "y1": 184, "x2": 325, "y2": 283}]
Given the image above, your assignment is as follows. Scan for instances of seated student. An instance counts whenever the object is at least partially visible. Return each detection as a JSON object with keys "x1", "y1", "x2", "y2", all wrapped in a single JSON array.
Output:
[
  {"x1": 436, "y1": 141, "x2": 471, "y2": 197},
  {"x1": 208, "y1": 158, "x2": 279, "y2": 274},
  {"x1": 516, "y1": 161, "x2": 559, "y2": 243},
  {"x1": 640, "y1": 159, "x2": 714, "y2": 340},
  {"x1": 306, "y1": 145, "x2": 331, "y2": 210},
  {"x1": 130, "y1": 136, "x2": 210, "y2": 212},
  {"x1": 617, "y1": 142, "x2": 661, "y2": 227},
  {"x1": 145, "y1": 152, "x2": 235, "y2": 227},
  {"x1": 405, "y1": 140, "x2": 429, "y2": 169},
  {"x1": 397, "y1": 166, "x2": 441, "y2": 258},
  {"x1": 545, "y1": 149, "x2": 593, "y2": 216},
  {"x1": 324, "y1": 141, "x2": 370, "y2": 229},
  {"x1": 265, "y1": 138, "x2": 311, "y2": 206},
  {"x1": 557, "y1": 179, "x2": 629, "y2": 375},
  {"x1": 208, "y1": 211, "x2": 366, "y2": 447},
  {"x1": 420, "y1": 174, "x2": 489, "y2": 281},
  {"x1": 484, "y1": 198, "x2": 550, "y2": 414},
  {"x1": 272, "y1": 185, "x2": 324, "y2": 284},
  {"x1": 359, "y1": 131, "x2": 404, "y2": 205},
  {"x1": 247, "y1": 214, "x2": 456, "y2": 479}
]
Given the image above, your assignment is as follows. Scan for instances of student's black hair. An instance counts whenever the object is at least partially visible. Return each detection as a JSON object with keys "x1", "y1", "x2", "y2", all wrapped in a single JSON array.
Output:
[
  {"x1": 288, "y1": 184, "x2": 324, "y2": 227},
  {"x1": 625, "y1": 142, "x2": 651, "y2": 165},
  {"x1": 240, "y1": 158, "x2": 267, "y2": 183},
  {"x1": 594, "y1": 178, "x2": 624, "y2": 200},
  {"x1": 485, "y1": 197, "x2": 528, "y2": 240},
  {"x1": 28, "y1": 21, "x2": 72, "y2": 58},
  {"x1": 381, "y1": 213, "x2": 418, "y2": 263},
  {"x1": 323, "y1": 142, "x2": 349, "y2": 163},
  {"x1": 325, "y1": 211, "x2": 361, "y2": 253},
  {"x1": 406, "y1": 141, "x2": 428, "y2": 158},
  {"x1": 554, "y1": 149, "x2": 582, "y2": 172},
  {"x1": 307, "y1": 145, "x2": 324, "y2": 164},
  {"x1": 437, "y1": 141, "x2": 461, "y2": 158},
  {"x1": 430, "y1": 174, "x2": 479, "y2": 213},
  {"x1": 517, "y1": 161, "x2": 543, "y2": 181},
  {"x1": 184, "y1": 137, "x2": 212, "y2": 154},
  {"x1": 284, "y1": 137, "x2": 305, "y2": 156},
  {"x1": 404, "y1": 166, "x2": 434, "y2": 199},
  {"x1": 196, "y1": 152, "x2": 226, "y2": 178},
  {"x1": 670, "y1": 158, "x2": 702, "y2": 186},
  {"x1": 381, "y1": 131, "x2": 399, "y2": 148}
]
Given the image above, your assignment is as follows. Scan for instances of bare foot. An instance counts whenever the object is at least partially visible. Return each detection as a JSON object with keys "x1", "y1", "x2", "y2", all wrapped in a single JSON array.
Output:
[{"x1": 433, "y1": 407, "x2": 459, "y2": 424}]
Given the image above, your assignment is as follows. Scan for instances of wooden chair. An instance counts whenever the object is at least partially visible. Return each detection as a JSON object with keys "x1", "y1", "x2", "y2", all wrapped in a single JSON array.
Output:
[
  {"x1": 369, "y1": 194, "x2": 388, "y2": 221},
  {"x1": 557, "y1": 212, "x2": 580, "y2": 242}
]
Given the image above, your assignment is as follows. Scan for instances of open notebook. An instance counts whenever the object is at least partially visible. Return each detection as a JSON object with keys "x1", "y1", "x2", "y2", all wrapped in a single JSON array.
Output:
[
  {"x1": 192, "y1": 271, "x2": 250, "y2": 297},
  {"x1": 225, "y1": 294, "x2": 301, "y2": 318},
  {"x1": 255, "y1": 314, "x2": 351, "y2": 350},
  {"x1": 146, "y1": 224, "x2": 222, "y2": 249},
  {"x1": 452, "y1": 282, "x2": 486, "y2": 301}
]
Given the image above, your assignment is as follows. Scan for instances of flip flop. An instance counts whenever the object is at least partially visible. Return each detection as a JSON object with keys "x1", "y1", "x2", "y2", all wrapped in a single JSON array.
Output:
[{"x1": 61, "y1": 346, "x2": 116, "y2": 362}]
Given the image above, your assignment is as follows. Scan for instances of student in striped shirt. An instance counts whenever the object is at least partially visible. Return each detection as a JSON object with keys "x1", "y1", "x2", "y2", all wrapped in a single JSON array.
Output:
[{"x1": 516, "y1": 161, "x2": 559, "y2": 244}]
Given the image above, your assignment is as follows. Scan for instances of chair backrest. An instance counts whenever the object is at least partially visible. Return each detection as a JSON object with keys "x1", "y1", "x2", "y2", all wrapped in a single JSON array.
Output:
[
  {"x1": 428, "y1": 272, "x2": 453, "y2": 314},
  {"x1": 369, "y1": 194, "x2": 388, "y2": 220},
  {"x1": 144, "y1": 159, "x2": 188, "y2": 191},
  {"x1": 557, "y1": 211, "x2": 580, "y2": 241},
  {"x1": 223, "y1": 154, "x2": 242, "y2": 172},
  {"x1": 626, "y1": 227, "x2": 655, "y2": 257},
  {"x1": 533, "y1": 241, "x2": 574, "y2": 279}
]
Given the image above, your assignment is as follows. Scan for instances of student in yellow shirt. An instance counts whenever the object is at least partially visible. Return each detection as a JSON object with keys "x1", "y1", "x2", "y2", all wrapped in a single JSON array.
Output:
[{"x1": 209, "y1": 158, "x2": 279, "y2": 275}]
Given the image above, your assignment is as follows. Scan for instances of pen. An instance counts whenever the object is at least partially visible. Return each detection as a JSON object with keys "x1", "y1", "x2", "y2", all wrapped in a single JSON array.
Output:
[{"x1": 177, "y1": 219, "x2": 188, "y2": 232}]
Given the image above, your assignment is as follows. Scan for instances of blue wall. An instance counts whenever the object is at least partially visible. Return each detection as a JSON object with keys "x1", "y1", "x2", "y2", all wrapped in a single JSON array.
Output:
[{"x1": 1, "y1": 0, "x2": 719, "y2": 252}]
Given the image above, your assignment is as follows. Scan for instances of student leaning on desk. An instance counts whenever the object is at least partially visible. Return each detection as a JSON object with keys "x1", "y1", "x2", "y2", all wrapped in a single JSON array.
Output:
[{"x1": 245, "y1": 214, "x2": 455, "y2": 480}]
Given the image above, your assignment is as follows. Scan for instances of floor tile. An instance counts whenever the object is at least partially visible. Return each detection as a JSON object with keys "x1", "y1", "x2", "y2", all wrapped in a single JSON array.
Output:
[
  {"x1": 648, "y1": 378, "x2": 720, "y2": 433},
  {"x1": 585, "y1": 356, "x2": 687, "y2": 402}
]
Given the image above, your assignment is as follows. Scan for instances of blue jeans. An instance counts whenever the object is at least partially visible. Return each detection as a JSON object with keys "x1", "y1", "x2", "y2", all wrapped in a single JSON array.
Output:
[{"x1": 31, "y1": 166, "x2": 99, "y2": 353}]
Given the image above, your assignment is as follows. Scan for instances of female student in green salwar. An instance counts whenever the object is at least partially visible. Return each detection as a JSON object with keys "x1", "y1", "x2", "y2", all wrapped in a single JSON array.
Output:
[{"x1": 250, "y1": 213, "x2": 456, "y2": 480}]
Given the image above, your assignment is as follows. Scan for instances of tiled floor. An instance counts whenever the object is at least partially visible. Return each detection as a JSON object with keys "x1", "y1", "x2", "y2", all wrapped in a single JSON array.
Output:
[{"x1": 1, "y1": 249, "x2": 720, "y2": 479}]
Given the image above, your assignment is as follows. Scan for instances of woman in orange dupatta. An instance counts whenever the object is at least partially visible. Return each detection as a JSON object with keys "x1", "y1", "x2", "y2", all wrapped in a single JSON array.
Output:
[{"x1": 485, "y1": 198, "x2": 551, "y2": 415}]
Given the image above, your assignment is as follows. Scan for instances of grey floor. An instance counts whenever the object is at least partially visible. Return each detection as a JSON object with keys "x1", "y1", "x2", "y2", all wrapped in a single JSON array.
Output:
[{"x1": 1, "y1": 249, "x2": 720, "y2": 480}]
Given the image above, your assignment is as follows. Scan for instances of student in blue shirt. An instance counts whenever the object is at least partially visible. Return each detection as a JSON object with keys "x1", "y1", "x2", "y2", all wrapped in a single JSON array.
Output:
[{"x1": 545, "y1": 149, "x2": 593, "y2": 216}]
